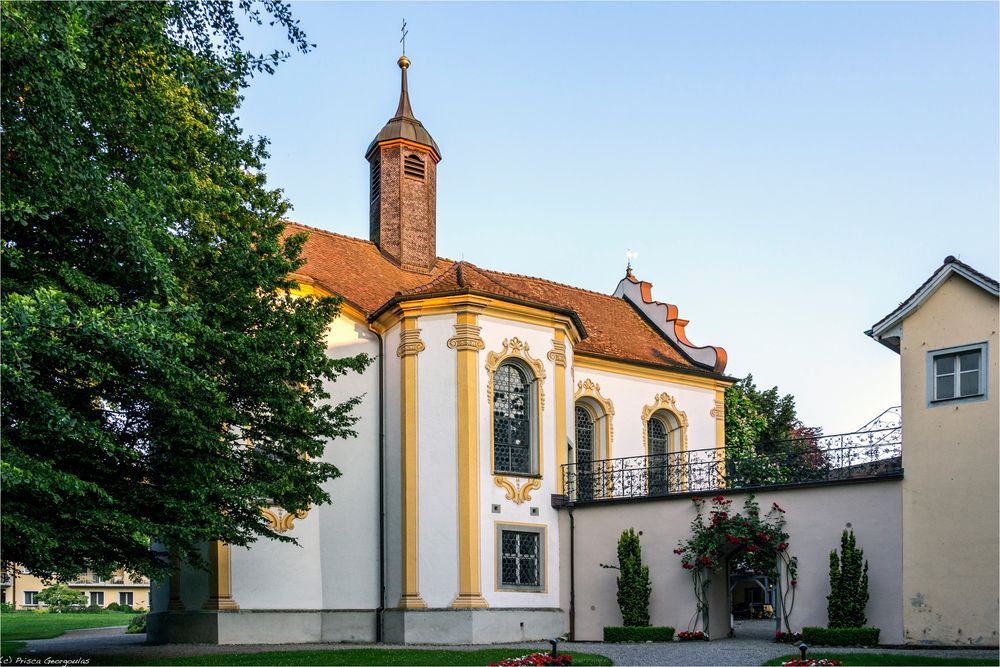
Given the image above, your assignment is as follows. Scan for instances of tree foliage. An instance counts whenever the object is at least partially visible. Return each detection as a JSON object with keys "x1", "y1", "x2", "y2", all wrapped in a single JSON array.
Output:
[
  {"x1": 615, "y1": 528, "x2": 651, "y2": 627},
  {"x1": 726, "y1": 374, "x2": 814, "y2": 448},
  {"x1": 724, "y1": 375, "x2": 826, "y2": 486},
  {"x1": 827, "y1": 529, "x2": 870, "y2": 628},
  {"x1": 1, "y1": 1, "x2": 367, "y2": 581},
  {"x1": 37, "y1": 584, "x2": 88, "y2": 611}
]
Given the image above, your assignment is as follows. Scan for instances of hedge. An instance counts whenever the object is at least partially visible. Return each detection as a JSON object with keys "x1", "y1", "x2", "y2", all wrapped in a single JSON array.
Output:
[
  {"x1": 802, "y1": 626, "x2": 880, "y2": 646},
  {"x1": 603, "y1": 626, "x2": 674, "y2": 642}
]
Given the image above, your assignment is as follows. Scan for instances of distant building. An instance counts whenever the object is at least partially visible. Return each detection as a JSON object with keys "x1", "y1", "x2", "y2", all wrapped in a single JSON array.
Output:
[{"x1": 2, "y1": 567, "x2": 149, "y2": 610}]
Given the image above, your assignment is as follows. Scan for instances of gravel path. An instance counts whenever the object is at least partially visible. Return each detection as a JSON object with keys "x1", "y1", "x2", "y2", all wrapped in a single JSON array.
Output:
[{"x1": 19, "y1": 627, "x2": 1000, "y2": 666}]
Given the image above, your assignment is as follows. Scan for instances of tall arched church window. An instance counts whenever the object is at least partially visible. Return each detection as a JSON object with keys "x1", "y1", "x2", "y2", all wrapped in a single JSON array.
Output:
[
  {"x1": 575, "y1": 405, "x2": 595, "y2": 501},
  {"x1": 494, "y1": 362, "x2": 533, "y2": 475}
]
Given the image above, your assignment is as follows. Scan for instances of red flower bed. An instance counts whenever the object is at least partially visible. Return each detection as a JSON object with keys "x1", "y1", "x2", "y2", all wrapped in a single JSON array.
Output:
[
  {"x1": 490, "y1": 653, "x2": 572, "y2": 666},
  {"x1": 781, "y1": 660, "x2": 842, "y2": 666},
  {"x1": 676, "y1": 630, "x2": 708, "y2": 641}
]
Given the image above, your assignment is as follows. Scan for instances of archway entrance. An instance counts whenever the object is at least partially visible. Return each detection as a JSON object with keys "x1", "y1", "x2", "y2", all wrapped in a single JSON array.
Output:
[
  {"x1": 728, "y1": 558, "x2": 779, "y2": 640},
  {"x1": 678, "y1": 496, "x2": 794, "y2": 641}
]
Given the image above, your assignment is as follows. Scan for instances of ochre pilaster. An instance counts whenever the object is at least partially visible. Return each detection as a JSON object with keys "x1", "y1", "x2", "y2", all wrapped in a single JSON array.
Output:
[
  {"x1": 168, "y1": 552, "x2": 184, "y2": 611},
  {"x1": 449, "y1": 310, "x2": 489, "y2": 609},
  {"x1": 397, "y1": 313, "x2": 427, "y2": 608},
  {"x1": 713, "y1": 387, "x2": 727, "y2": 488},
  {"x1": 202, "y1": 541, "x2": 239, "y2": 610},
  {"x1": 549, "y1": 332, "x2": 568, "y2": 493}
]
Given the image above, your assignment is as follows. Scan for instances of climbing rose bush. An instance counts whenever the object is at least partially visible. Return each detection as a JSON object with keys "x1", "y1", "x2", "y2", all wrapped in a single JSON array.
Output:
[
  {"x1": 675, "y1": 495, "x2": 793, "y2": 576},
  {"x1": 675, "y1": 495, "x2": 799, "y2": 634}
]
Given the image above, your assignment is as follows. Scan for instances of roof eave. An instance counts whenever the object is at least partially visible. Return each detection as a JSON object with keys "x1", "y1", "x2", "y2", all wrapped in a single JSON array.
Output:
[
  {"x1": 575, "y1": 351, "x2": 737, "y2": 384},
  {"x1": 869, "y1": 262, "x2": 1000, "y2": 339},
  {"x1": 369, "y1": 288, "x2": 588, "y2": 339}
]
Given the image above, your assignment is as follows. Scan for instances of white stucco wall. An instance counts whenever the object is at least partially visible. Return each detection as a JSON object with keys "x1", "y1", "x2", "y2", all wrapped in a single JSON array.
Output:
[
  {"x1": 416, "y1": 313, "x2": 460, "y2": 607},
  {"x1": 230, "y1": 310, "x2": 379, "y2": 610},
  {"x1": 564, "y1": 480, "x2": 904, "y2": 643},
  {"x1": 574, "y1": 366, "x2": 718, "y2": 461},
  {"x1": 383, "y1": 322, "x2": 403, "y2": 608},
  {"x1": 319, "y1": 312, "x2": 381, "y2": 610}
]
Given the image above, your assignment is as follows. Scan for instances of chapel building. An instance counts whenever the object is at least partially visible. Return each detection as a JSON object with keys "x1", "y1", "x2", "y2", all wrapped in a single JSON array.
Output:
[{"x1": 150, "y1": 54, "x2": 734, "y2": 645}]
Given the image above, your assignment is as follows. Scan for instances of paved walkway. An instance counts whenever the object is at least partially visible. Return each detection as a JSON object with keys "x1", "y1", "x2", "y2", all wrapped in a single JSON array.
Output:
[{"x1": 19, "y1": 627, "x2": 1000, "y2": 666}]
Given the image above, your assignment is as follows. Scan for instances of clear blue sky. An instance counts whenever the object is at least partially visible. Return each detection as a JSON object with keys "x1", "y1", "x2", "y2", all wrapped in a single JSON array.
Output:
[{"x1": 239, "y1": 1, "x2": 998, "y2": 435}]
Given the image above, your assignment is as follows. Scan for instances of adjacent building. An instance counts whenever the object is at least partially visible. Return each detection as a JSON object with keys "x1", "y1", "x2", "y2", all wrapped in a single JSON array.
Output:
[{"x1": 868, "y1": 256, "x2": 1000, "y2": 645}]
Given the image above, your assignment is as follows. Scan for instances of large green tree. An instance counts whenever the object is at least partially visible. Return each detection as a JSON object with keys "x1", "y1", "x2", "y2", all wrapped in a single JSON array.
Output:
[{"x1": 1, "y1": 1, "x2": 367, "y2": 581}]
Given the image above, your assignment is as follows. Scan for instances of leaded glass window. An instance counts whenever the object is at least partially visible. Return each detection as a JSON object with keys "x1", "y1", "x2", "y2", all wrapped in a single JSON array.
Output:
[
  {"x1": 575, "y1": 406, "x2": 594, "y2": 465},
  {"x1": 648, "y1": 418, "x2": 667, "y2": 455},
  {"x1": 494, "y1": 363, "x2": 532, "y2": 474},
  {"x1": 575, "y1": 405, "x2": 595, "y2": 501},
  {"x1": 500, "y1": 530, "x2": 540, "y2": 588},
  {"x1": 647, "y1": 417, "x2": 669, "y2": 496}
]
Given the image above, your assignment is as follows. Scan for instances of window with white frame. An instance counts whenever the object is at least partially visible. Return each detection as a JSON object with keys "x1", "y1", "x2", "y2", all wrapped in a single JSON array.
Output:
[
  {"x1": 929, "y1": 343, "x2": 988, "y2": 403},
  {"x1": 119, "y1": 591, "x2": 134, "y2": 607},
  {"x1": 496, "y1": 524, "x2": 545, "y2": 591},
  {"x1": 24, "y1": 590, "x2": 38, "y2": 606},
  {"x1": 90, "y1": 591, "x2": 104, "y2": 607}
]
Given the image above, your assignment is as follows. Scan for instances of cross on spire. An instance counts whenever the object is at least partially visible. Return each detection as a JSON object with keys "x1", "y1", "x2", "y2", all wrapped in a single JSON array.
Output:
[{"x1": 400, "y1": 19, "x2": 408, "y2": 55}]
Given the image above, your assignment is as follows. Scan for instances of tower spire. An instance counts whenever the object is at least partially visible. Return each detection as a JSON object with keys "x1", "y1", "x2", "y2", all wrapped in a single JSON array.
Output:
[{"x1": 394, "y1": 55, "x2": 415, "y2": 120}]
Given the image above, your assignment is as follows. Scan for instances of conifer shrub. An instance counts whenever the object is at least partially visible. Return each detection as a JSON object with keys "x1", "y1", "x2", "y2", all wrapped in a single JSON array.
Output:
[
  {"x1": 827, "y1": 529, "x2": 870, "y2": 628},
  {"x1": 616, "y1": 528, "x2": 651, "y2": 627}
]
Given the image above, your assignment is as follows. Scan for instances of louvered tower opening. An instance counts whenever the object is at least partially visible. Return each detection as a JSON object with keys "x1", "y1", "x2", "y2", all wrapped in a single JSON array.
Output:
[
  {"x1": 403, "y1": 153, "x2": 425, "y2": 180},
  {"x1": 370, "y1": 156, "x2": 381, "y2": 203}
]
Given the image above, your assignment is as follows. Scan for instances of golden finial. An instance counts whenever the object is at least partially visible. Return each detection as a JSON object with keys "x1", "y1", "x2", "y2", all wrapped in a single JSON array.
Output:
[{"x1": 398, "y1": 55, "x2": 410, "y2": 70}]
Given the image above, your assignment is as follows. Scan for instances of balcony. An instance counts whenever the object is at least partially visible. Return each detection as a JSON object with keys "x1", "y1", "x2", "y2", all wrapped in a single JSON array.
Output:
[{"x1": 561, "y1": 426, "x2": 902, "y2": 504}]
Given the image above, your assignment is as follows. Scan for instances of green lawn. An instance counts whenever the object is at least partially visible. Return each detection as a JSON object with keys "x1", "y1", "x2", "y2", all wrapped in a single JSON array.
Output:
[
  {"x1": 118, "y1": 649, "x2": 613, "y2": 666},
  {"x1": 764, "y1": 653, "x2": 998, "y2": 666},
  {"x1": 0, "y1": 611, "x2": 135, "y2": 656}
]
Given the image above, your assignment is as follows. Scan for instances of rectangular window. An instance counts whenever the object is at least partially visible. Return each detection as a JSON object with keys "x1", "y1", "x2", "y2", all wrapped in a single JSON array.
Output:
[
  {"x1": 496, "y1": 523, "x2": 545, "y2": 592},
  {"x1": 24, "y1": 591, "x2": 38, "y2": 606},
  {"x1": 119, "y1": 592, "x2": 134, "y2": 607},
  {"x1": 929, "y1": 343, "x2": 988, "y2": 404},
  {"x1": 90, "y1": 591, "x2": 104, "y2": 607}
]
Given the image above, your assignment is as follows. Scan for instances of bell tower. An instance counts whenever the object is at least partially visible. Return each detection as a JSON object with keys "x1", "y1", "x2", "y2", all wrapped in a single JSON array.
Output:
[{"x1": 366, "y1": 55, "x2": 441, "y2": 273}]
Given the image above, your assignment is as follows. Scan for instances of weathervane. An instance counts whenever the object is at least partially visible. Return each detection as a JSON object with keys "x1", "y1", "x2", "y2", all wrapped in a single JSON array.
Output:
[
  {"x1": 625, "y1": 249, "x2": 638, "y2": 274},
  {"x1": 400, "y1": 19, "x2": 408, "y2": 55}
]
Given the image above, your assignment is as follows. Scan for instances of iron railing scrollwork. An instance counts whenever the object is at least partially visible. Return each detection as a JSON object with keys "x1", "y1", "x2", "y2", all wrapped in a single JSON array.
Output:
[{"x1": 562, "y1": 426, "x2": 902, "y2": 503}]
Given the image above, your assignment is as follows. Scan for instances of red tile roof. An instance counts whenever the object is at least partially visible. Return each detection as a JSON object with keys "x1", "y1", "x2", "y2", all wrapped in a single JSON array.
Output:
[{"x1": 286, "y1": 222, "x2": 727, "y2": 378}]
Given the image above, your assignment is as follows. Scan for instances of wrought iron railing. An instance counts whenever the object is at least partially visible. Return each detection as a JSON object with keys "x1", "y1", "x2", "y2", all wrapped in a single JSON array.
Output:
[{"x1": 561, "y1": 426, "x2": 902, "y2": 503}]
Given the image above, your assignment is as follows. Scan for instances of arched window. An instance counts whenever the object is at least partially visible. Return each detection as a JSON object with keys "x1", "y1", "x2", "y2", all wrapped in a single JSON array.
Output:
[
  {"x1": 574, "y1": 405, "x2": 595, "y2": 500},
  {"x1": 647, "y1": 411, "x2": 682, "y2": 495},
  {"x1": 493, "y1": 362, "x2": 534, "y2": 474}
]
